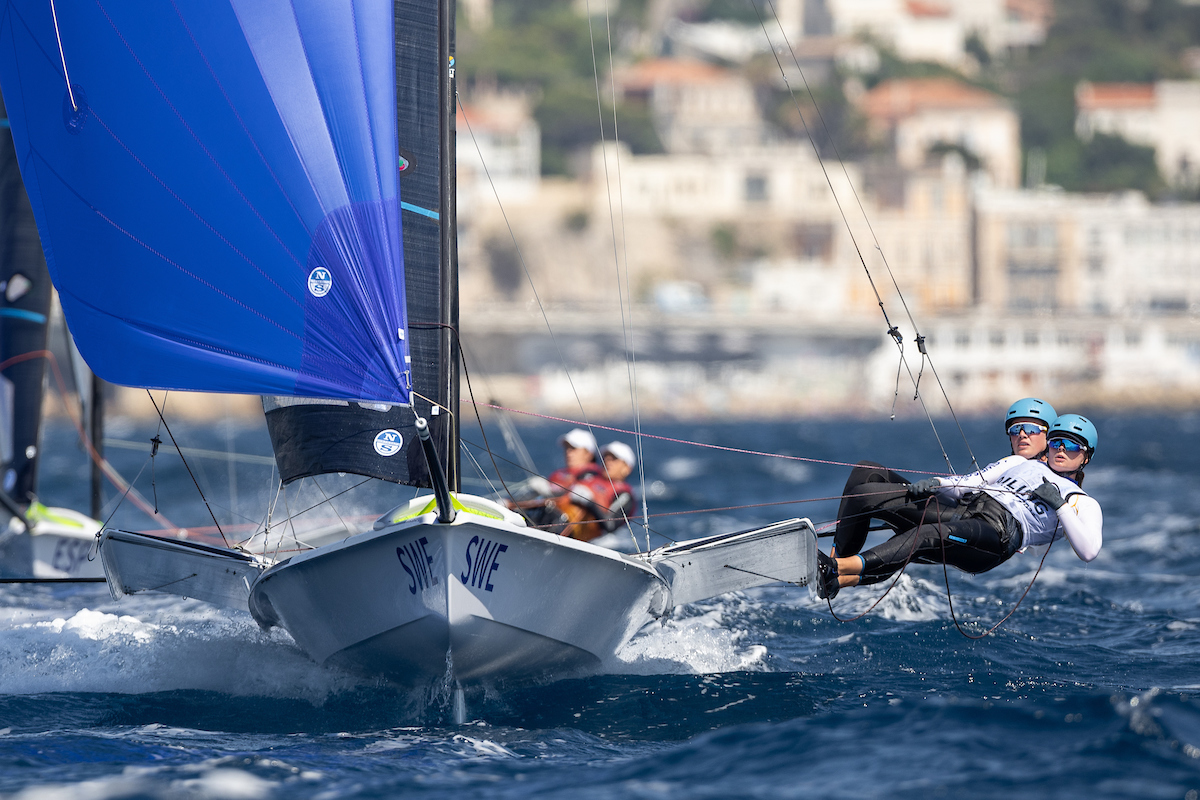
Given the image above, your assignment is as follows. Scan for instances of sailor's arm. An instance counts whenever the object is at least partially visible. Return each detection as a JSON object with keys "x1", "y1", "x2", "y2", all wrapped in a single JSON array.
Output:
[
  {"x1": 934, "y1": 456, "x2": 1025, "y2": 501},
  {"x1": 1057, "y1": 494, "x2": 1103, "y2": 562}
]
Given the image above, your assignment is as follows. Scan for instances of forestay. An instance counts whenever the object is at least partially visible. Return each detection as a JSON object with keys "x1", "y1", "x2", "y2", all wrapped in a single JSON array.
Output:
[{"x1": 0, "y1": 0, "x2": 411, "y2": 403}]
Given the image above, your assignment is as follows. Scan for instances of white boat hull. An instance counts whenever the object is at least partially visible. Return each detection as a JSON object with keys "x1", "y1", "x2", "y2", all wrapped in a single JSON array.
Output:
[
  {"x1": 0, "y1": 506, "x2": 103, "y2": 579},
  {"x1": 248, "y1": 498, "x2": 668, "y2": 684},
  {"x1": 98, "y1": 493, "x2": 817, "y2": 686}
]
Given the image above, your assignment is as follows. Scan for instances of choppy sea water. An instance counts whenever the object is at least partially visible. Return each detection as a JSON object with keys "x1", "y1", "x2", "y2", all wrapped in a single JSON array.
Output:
[{"x1": 4, "y1": 412, "x2": 1200, "y2": 799}]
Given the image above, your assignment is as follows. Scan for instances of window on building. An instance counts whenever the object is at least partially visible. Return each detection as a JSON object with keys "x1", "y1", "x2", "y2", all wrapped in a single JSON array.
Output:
[
  {"x1": 745, "y1": 174, "x2": 768, "y2": 203},
  {"x1": 990, "y1": 330, "x2": 1005, "y2": 347},
  {"x1": 1024, "y1": 330, "x2": 1039, "y2": 346},
  {"x1": 1006, "y1": 271, "x2": 1058, "y2": 312},
  {"x1": 1150, "y1": 297, "x2": 1188, "y2": 315},
  {"x1": 793, "y1": 223, "x2": 833, "y2": 259}
]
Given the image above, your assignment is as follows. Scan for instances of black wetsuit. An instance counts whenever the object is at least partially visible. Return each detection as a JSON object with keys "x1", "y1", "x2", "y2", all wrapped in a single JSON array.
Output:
[
  {"x1": 833, "y1": 461, "x2": 955, "y2": 557},
  {"x1": 855, "y1": 492, "x2": 1022, "y2": 585}
]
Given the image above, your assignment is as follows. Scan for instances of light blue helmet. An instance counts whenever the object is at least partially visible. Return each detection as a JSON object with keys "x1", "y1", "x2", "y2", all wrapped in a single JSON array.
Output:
[
  {"x1": 1049, "y1": 414, "x2": 1098, "y2": 452},
  {"x1": 1005, "y1": 397, "x2": 1057, "y2": 431}
]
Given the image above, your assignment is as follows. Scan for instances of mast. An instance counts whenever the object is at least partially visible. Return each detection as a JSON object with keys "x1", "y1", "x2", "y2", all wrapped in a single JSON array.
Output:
[{"x1": 438, "y1": 0, "x2": 460, "y2": 492}]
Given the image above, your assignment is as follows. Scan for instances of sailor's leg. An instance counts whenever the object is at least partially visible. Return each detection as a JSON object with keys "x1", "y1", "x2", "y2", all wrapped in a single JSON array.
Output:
[
  {"x1": 833, "y1": 461, "x2": 913, "y2": 557},
  {"x1": 852, "y1": 518, "x2": 1010, "y2": 586}
]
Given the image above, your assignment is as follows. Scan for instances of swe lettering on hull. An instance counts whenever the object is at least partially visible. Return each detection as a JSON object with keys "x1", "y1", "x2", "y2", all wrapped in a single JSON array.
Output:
[
  {"x1": 396, "y1": 536, "x2": 439, "y2": 594},
  {"x1": 461, "y1": 535, "x2": 508, "y2": 592}
]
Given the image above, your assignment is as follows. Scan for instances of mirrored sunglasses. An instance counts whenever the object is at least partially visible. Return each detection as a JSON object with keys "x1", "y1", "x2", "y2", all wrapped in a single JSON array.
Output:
[
  {"x1": 1007, "y1": 423, "x2": 1048, "y2": 437},
  {"x1": 1048, "y1": 437, "x2": 1086, "y2": 453}
]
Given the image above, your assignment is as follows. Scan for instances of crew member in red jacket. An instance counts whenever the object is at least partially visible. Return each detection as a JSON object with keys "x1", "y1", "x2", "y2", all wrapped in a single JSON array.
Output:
[
  {"x1": 546, "y1": 428, "x2": 602, "y2": 494},
  {"x1": 568, "y1": 441, "x2": 638, "y2": 539}
]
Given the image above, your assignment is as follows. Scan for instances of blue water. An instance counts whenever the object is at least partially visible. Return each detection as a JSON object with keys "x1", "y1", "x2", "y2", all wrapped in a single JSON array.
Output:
[{"x1": 4, "y1": 413, "x2": 1200, "y2": 798}]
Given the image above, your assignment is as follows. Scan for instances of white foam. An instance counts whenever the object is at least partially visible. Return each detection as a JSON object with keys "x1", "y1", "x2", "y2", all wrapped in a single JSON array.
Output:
[
  {"x1": 10, "y1": 765, "x2": 280, "y2": 800},
  {"x1": 170, "y1": 768, "x2": 276, "y2": 799},
  {"x1": 452, "y1": 734, "x2": 519, "y2": 759},
  {"x1": 607, "y1": 599, "x2": 769, "y2": 674},
  {"x1": 821, "y1": 574, "x2": 950, "y2": 622},
  {"x1": 0, "y1": 596, "x2": 365, "y2": 700}
]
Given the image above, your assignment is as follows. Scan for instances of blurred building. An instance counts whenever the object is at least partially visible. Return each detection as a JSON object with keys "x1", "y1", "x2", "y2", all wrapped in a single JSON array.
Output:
[
  {"x1": 821, "y1": 0, "x2": 1051, "y2": 68},
  {"x1": 456, "y1": 92, "x2": 541, "y2": 214},
  {"x1": 858, "y1": 77, "x2": 1020, "y2": 188},
  {"x1": 1075, "y1": 81, "x2": 1200, "y2": 189},
  {"x1": 613, "y1": 58, "x2": 767, "y2": 155},
  {"x1": 975, "y1": 187, "x2": 1200, "y2": 317}
]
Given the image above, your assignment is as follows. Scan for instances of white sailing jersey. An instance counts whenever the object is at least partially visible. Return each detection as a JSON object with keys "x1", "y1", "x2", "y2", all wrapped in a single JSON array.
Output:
[{"x1": 934, "y1": 456, "x2": 1103, "y2": 562}]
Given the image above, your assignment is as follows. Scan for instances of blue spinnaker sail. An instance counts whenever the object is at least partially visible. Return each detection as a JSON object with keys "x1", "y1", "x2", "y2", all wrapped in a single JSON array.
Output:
[{"x1": 0, "y1": 0, "x2": 411, "y2": 403}]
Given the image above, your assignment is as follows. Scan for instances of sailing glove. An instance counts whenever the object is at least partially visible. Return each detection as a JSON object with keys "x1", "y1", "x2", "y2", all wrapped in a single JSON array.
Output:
[
  {"x1": 1031, "y1": 479, "x2": 1066, "y2": 509},
  {"x1": 907, "y1": 478, "x2": 941, "y2": 499}
]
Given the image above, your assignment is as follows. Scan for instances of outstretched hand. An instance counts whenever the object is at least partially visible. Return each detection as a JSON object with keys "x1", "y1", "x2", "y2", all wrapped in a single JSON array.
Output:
[
  {"x1": 1031, "y1": 479, "x2": 1066, "y2": 509},
  {"x1": 907, "y1": 478, "x2": 941, "y2": 499}
]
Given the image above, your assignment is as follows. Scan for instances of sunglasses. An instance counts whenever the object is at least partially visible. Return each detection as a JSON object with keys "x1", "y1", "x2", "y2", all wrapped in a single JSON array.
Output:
[
  {"x1": 1007, "y1": 423, "x2": 1048, "y2": 437},
  {"x1": 1048, "y1": 437, "x2": 1087, "y2": 453}
]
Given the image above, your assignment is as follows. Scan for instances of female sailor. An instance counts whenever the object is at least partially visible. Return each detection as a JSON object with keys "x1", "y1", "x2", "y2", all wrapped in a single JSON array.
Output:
[
  {"x1": 832, "y1": 397, "x2": 1058, "y2": 560},
  {"x1": 817, "y1": 414, "x2": 1103, "y2": 599}
]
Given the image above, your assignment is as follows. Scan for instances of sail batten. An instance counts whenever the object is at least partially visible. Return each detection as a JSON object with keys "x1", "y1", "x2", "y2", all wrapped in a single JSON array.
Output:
[{"x1": 0, "y1": 0, "x2": 412, "y2": 403}]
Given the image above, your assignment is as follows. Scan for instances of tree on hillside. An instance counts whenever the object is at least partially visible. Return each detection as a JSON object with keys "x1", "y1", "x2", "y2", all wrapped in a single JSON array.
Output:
[
  {"x1": 1009, "y1": 0, "x2": 1199, "y2": 194},
  {"x1": 458, "y1": 1, "x2": 661, "y2": 176}
]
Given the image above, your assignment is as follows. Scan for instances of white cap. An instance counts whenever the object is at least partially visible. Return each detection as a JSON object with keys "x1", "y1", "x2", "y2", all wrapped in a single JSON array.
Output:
[
  {"x1": 600, "y1": 441, "x2": 636, "y2": 468},
  {"x1": 557, "y1": 428, "x2": 597, "y2": 451}
]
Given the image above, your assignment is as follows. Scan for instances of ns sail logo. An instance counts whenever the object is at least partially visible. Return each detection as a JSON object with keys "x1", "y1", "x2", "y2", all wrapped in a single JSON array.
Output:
[
  {"x1": 374, "y1": 429, "x2": 404, "y2": 457},
  {"x1": 307, "y1": 267, "x2": 332, "y2": 297}
]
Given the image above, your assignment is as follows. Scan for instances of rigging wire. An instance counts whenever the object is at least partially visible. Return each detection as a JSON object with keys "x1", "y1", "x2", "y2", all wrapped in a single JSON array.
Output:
[
  {"x1": 740, "y1": 0, "x2": 1061, "y2": 632},
  {"x1": 457, "y1": 338, "x2": 538, "y2": 475},
  {"x1": 584, "y1": 0, "x2": 651, "y2": 549},
  {"x1": 308, "y1": 475, "x2": 352, "y2": 538},
  {"x1": 940, "y1": 524, "x2": 1056, "y2": 639},
  {"x1": 742, "y1": 1, "x2": 950, "y2": 472},
  {"x1": 754, "y1": 0, "x2": 979, "y2": 471},
  {"x1": 145, "y1": 391, "x2": 230, "y2": 547},
  {"x1": 458, "y1": 90, "x2": 646, "y2": 549},
  {"x1": 456, "y1": 94, "x2": 611, "y2": 471},
  {"x1": 602, "y1": 3, "x2": 650, "y2": 547},
  {"x1": 460, "y1": 442, "x2": 501, "y2": 497},
  {"x1": 0, "y1": 349, "x2": 175, "y2": 529},
  {"x1": 466, "y1": 399, "x2": 951, "y2": 475}
]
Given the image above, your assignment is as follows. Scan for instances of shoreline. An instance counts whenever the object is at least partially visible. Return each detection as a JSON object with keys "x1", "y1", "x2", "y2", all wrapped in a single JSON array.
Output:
[{"x1": 39, "y1": 384, "x2": 1200, "y2": 423}]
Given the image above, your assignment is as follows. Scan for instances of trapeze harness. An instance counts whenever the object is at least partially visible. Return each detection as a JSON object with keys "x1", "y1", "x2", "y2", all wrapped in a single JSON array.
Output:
[{"x1": 854, "y1": 456, "x2": 1103, "y2": 585}]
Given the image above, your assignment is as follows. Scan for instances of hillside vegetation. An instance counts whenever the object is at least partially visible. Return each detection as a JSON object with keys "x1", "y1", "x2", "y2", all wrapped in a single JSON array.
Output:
[{"x1": 458, "y1": 0, "x2": 1200, "y2": 195}]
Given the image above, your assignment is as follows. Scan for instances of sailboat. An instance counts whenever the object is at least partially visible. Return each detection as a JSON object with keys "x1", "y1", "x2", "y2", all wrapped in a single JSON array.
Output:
[
  {"x1": 0, "y1": 0, "x2": 816, "y2": 685},
  {"x1": 0, "y1": 91, "x2": 100, "y2": 579}
]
